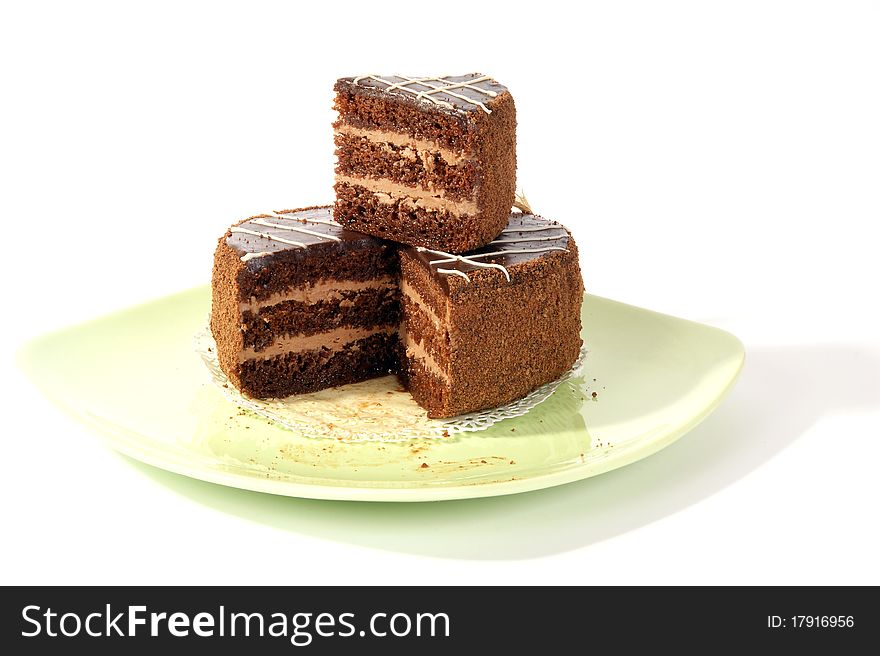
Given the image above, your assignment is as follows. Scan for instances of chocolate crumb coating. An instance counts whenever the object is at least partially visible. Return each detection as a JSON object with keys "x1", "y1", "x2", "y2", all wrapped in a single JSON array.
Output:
[{"x1": 333, "y1": 74, "x2": 516, "y2": 253}]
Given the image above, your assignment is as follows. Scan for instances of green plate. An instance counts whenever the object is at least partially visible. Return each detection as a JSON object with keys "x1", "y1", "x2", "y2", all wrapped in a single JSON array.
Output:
[{"x1": 18, "y1": 287, "x2": 743, "y2": 502}]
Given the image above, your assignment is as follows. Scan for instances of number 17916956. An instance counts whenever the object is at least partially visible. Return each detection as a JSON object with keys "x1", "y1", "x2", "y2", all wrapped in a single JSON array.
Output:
[{"x1": 767, "y1": 615, "x2": 855, "y2": 629}]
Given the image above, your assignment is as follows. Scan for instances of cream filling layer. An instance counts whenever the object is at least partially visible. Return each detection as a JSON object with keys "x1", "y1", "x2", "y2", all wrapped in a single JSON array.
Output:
[
  {"x1": 239, "y1": 325, "x2": 398, "y2": 363},
  {"x1": 399, "y1": 278, "x2": 447, "y2": 329},
  {"x1": 402, "y1": 330, "x2": 449, "y2": 382},
  {"x1": 335, "y1": 124, "x2": 471, "y2": 166},
  {"x1": 335, "y1": 175, "x2": 477, "y2": 215},
  {"x1": 240, "y1": 277, "x2": 396, "y2": 312}
]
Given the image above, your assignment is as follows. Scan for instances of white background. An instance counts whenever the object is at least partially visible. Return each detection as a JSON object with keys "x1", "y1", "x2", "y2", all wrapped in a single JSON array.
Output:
[{"x1": 2, "y1": 1, "x2": 878, "y2": 585}]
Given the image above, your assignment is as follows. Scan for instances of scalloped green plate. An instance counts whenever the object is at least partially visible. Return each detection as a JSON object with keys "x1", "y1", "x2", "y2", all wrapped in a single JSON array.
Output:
[{"x1": 18, "y1": 287, "x2": 743, "y2": 501}]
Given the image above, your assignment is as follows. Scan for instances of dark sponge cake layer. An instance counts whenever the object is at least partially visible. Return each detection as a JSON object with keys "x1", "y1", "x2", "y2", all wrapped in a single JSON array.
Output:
[
  {"x1": 334, "y1": 132, "x2": 478, "y2": 201},
  {"x1": 241, "y1": 287, "x2": 400, "y2": 352},
  {"x1": 335, "y1": 180, "x2": 505, "y2": 253},
  {"x1": 236, "y1": 332, "x2": 399, "y2": 398}
]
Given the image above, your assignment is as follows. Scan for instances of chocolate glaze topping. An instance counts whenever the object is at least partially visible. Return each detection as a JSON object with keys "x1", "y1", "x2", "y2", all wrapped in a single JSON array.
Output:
[
  {"x1": 226, "y1": 206, "x2": 385, "y2": 269},
  {"x1": 339, "y1": 74, "x2": 509, "y2": 115},
  {"x1": 405, "y1": 212, "x2": 570, "y2": 286},
  {"x1": 227, "y1": 208, "x2": 569, "y2": 287}
]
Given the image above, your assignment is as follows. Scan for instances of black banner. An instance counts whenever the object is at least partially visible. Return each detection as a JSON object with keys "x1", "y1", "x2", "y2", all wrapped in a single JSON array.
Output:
[{"x1": 1, "y1": 586, "x2": 875, "y2": 653}]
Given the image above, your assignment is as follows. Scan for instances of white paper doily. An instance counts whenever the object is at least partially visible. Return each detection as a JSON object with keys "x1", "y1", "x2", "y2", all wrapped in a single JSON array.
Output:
[{"x1": 195, "y1": 326, "x2": 587, "y2": 442}]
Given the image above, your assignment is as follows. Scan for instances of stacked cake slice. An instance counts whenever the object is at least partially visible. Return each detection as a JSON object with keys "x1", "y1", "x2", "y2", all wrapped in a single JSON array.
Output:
[
  {"x1": 211, "y1": 74, "x2": 584, "y2": 418},
  {"x1": 333, "y1": 74, "x2": 516, "y2": 253},
  {"x1": 211, "y1": 207, "x2": 400, "y2": 397}
]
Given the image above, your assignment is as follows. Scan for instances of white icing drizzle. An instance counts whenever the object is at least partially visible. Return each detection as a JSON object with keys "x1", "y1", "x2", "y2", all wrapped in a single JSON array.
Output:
[
  {"x1": 492, "y1": 233, "x2": 567, "y2": 244},
  {"x1": 251, "y1": 217, "x2": 342, "y2": 242},
  {"x1": 500, "y1": 224, "x2": 562, "y2": 233},
  {"x1": 464, "y1": 247, "x2": 569, "y2": 259},
  {"x1": 241, "y1": 251, "x2": 274, "y2": 262},
  {"x1": 436, "y1": 268, "x2": 471, "y2": 282},
  {"x1": 419, "y1": 220, "x2": 570, "y2": 283},
  {"x1": 232, "y1": 210, "x2": 346, "y2": 262},
  {"x1": 274, "y1": 210, "x2": 342, "y2": 228},
  {"x1": 417, "y1": 247, "x2": 511, "y2": 282},
  {"x1": 351, "y1": 74, "x2": 500, "y2": 114},
  {"x1": 230, "y1": 226, "x2": 307, "y2": 249},
  {"x1": 279, "y1": 217, "x2": 340, "y2": 227}
]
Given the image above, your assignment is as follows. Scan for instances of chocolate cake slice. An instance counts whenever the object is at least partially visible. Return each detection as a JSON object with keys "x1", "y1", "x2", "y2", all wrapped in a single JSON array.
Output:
[
  {"x1": 333, "y1": 74, "x2": 516, "y2": 253},
  {"x1": 211, "y1": 207, "x2": 583, "y2": 418},
  {"x1": 211, "y1": 206, "x2": 400, "y2": 398},
  {"x1": 398, "y1": 212, "x2": 584, "y2": 418}
]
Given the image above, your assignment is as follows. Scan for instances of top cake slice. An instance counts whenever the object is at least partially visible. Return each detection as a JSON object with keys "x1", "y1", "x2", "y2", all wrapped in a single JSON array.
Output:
[{"x1": 333, "y1": 74, "x2": 516, "y2": 253}]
